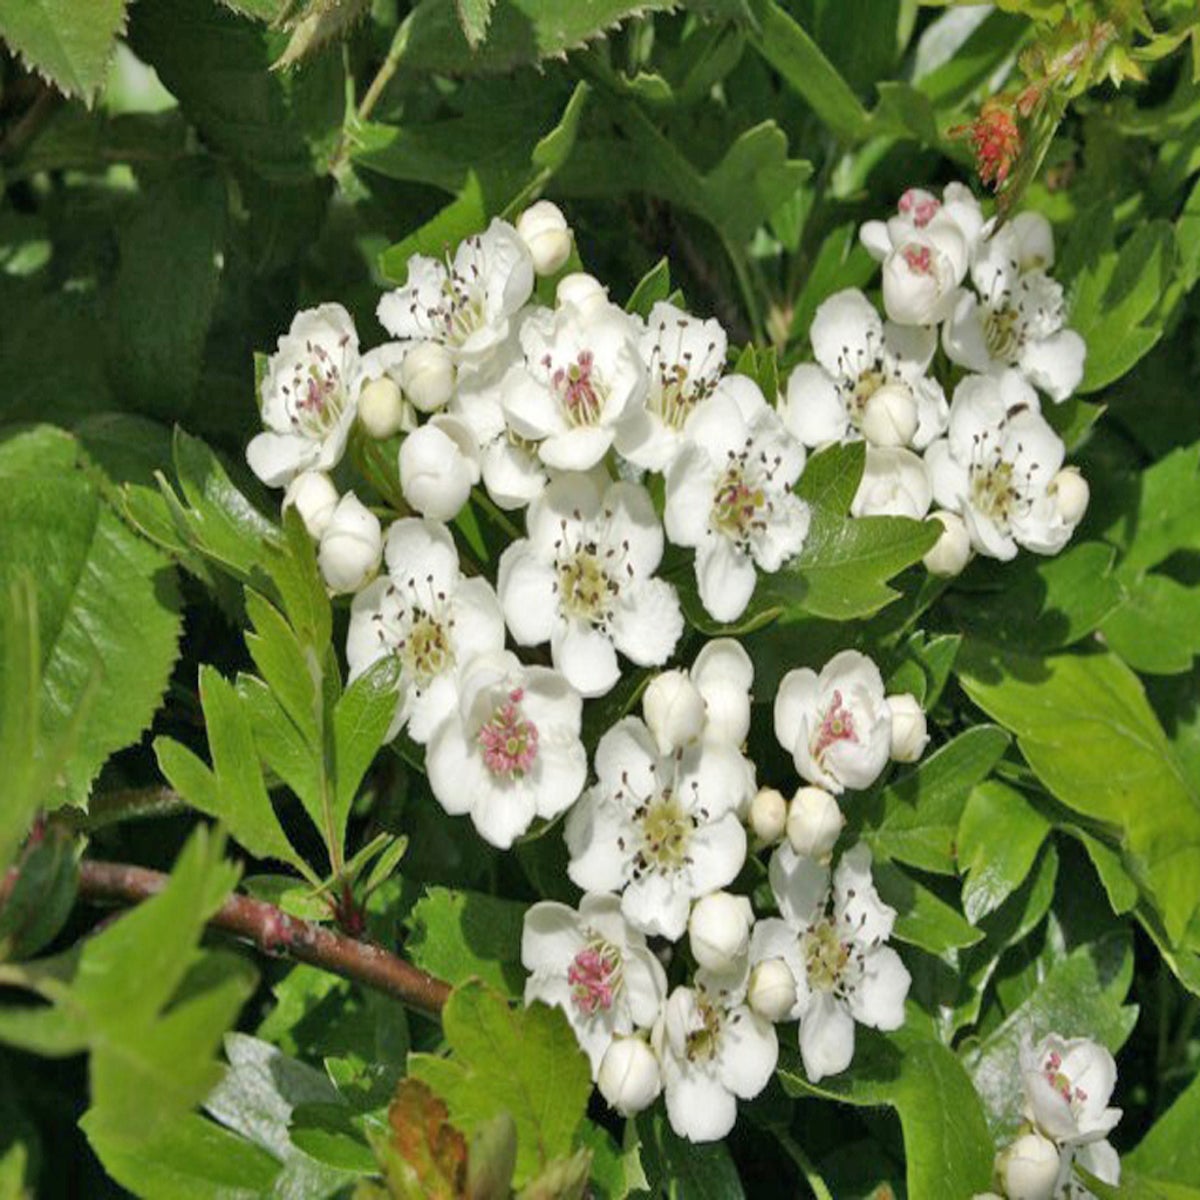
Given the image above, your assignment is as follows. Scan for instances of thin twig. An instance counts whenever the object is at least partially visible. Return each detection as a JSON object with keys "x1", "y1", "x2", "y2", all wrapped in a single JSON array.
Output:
[{"x1": 12, "y1": 859, "x2": 451, "y2": 1017}]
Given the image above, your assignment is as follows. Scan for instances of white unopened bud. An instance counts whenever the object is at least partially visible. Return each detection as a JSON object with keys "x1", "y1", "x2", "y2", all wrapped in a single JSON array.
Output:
[
  {"x1": 861, "y1": 384, "x2": 918, "y2": 447},
  {"x1": 749, "y1": 787, "x2": 788, "y2": 843},
  {"x1": 688, "y1": 891, "x2": 753, "y2": 973},
  {"x1": 399, "y1": 415, "x2": 481, "y2": 521},
  {"x1": 786, "y1": 787, "x2": 844, "y2": 861},
  {"x1": 887, "y1": 693, "x2": 928, "y2": 763},
  {"x1": 643, "y1": 669, "x2": 706, "y2": 753},
  {"x1": 597, "y1": 1036, "x2": 661, "y2": 1115},
  {"x1": 400, "y1": 342, "x2": 455, "y2": 413},
  {"x1": 996, "y1": 1131, "x2": 1061, "y2": 1200},
  {"x1": 882, "y1": 243, "x2": 953, "y2": 325},
  {"x1": 1048, "y1": 466, "x2": 1089, "y2": 526},
  {"x1": 556, "y1": 272, "x2": 611, "y2": 320},
  {"x1": 358, "y1": 376, "x2": 409, "y2": 440},
  {"x1": 516, "y1": 200, "x2": 573, "y2": 277},
  {"x1": 747, "y1": 958, "x2": 797, "y2": 1022},
  {"x1": 282, "y1": 470, "x2": 339, "y2": 539},
  {"x1": 923, "y1": 510, "x2": 972, "y2": 577},
  {"x1": 318, "y1": 492, "x2": 381, "y2": 594}
]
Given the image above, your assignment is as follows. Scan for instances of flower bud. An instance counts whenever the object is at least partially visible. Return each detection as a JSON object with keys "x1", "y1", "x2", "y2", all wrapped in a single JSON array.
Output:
[
  {"x1": 923, "y1": 510, "x2": 972, "y2": 577},
  {"x1": 400, "y1": 342, "x2": 455, "y2": 413},
  {"x1": 282, "y1": 470, "x2": 339, "y2": 539},
  {"x1": 688, "y1": 891, "x2": 753, "y2": 972},
  {"x1": 996, "y1": 1131, "x2": 1061, "y2": 1200},
  {"x1": 887, "y1": 693, "x2": 928, "y2": 763},
  {"x1": 399, "y1": 415, "x2": 481, "y2": 522},
  {"x1": 318, "y1": 492, "x2": 382, "y2": 594},
  {"x1": 516, "y1": 200, "x2": 573, "y2": 277},
  {"x1": 749, "y1": 786, "x2": 788, "y2": 844},
  {"x1": 786, "y1": 787, "x2": 844, "y2": 861},
  {"x1": 1048, "y1": 466, "x2": 1089, "y2": 527},
  {"x1": 556, "y1": 272, "x2": 611, "y2": 320},
  {"x1": 643, "y1": 669, "x2": 706, "y2": 753},
  {"x1": 358, "y1": 376, "x2": 409, "y2": 440},
  {"x1": 861, "y1": 384, "x2": 919, "y2": 447},
  {"x1": 882, "y1": 242, "x2": 953, "y2": 325},
  {"x1": 597, "y1": 1036, "x2": 661, "y2": 1116},
  {"x1": 748, "y1": 957, "x2": 797, "y2": 1022}
]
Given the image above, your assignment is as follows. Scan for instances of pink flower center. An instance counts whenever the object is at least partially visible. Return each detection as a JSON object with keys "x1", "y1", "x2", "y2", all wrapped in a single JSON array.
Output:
[
  {"x1": 568, "y1": 944, "x2": 620, "y2": 1015},
  {"x1": 898, "y1": 189, "x2": 940, "y2": 228},
  {"x1": 477, "y1": 689, "x2": 539, "y2": 778},
  {"x1": 547, "y1": 350, "x2": 603, "y2": 426},
  {"x1": 901, "y1": 244, "x2": 933, "y2": 275},
  {"x1": 811, "y1": 690, "x2": 858, "y2": 760},
  {"x1": 1043, "y1": 1051, "x2": 1089, "y2": 1105}
]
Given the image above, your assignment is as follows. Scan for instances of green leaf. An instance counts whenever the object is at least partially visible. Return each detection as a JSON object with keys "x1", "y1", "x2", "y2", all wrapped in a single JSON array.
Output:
[
  {"x1": 457, "y1": 0, "x2": 496, "y2": 47},
  {"x1": 958, "y1": 643, "x2": 1200, "y2": 950},
  {"x1": 0, "y1": 0, "x2": 128, "y2": 100},
  {"x1": 1126, "y1": 1071, "x2": 1200, "y2": 1188},
  {"x1": 787, "y1": 222, "x2": 877, "y2": 345},
  {"x1": 0, "y1": 427, "x2": 182, "y2": 808},
  {"x1": 744, "y1": 0, "x2": 872, "y2": 143},
  {"x1": 862, "y1": 726, "x2": 1011, "y2": 875},
  {"x1": 397, "y1": 0, "x2": 679, "y2": 74},
  {"x1": 409, "y1": 981, "x2": 591, "y2": 1187},
  {"x1": 779, "y1": 1026, "x2": 993, "y2": 1199},
  {"x1": 958, "y1": 781, "x2": 1051, "y2": 924},
  {"x1": 0, "y1": 826, "x2": 78, "y2": 962},
  {"x1": 405, "y1": 887, "x2": 527, "y2": 994},
  {"x1": 379, "y1": 172, "x2": 489, "y2": 284},
  {"x1": 103, "y1": 160, "x2": 227, "y2": 419},
  {"x1": 873, "y1": 862, "x2": 983, "y2": 955},
  {"x1": 1102, "y1": 442, "x2": 1200, "y2": 576},
  {"x1": 625, "y1": 258, "x2": 672, "y2": 319},
  {"x1": 1102, "y1": 573, "x2": 1200, "y2": 675},
  {"x1": 635, "y1": 1108, "x2": 744, "y2": 1199},
  {"x1": 959, "y1": 934, "x2": 1137, "y2": 1139}
]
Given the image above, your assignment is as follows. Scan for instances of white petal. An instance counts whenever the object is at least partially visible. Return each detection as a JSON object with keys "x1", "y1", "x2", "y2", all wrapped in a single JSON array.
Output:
[
  {"x1": 383, "y1": 518, "x2": 459, "y2": 592},
  {"x1": 696, "y1": 537, "x2": 757, "y2": 623},
  {"x1": 799, "y1": 992, "x2": 856, "y2": 1082},
  {"x1": 941, "y1": 291, "x2": 993, "y2": 373},
  {"x1": 539, "y1": 426, "x2": 614, "y2": 471},
  {"x1": 774, "y1": 668, "x2": 819, "y2": 758},
  {"x1": 601, "y1": 481, "x2": 664, "y2": 577},
  {"x1": 425, "y1": 719, "x2": 484, "y2": 816},
  {"x1": 717, "y1": 1009, "x2": 778, "y2": 1098},
  {"x1": 565, "y1": 793, "x2": 633, "y2": 893},
  {"x1": 451, "y1": 577, "x2": 506, "y2": 663},
  {"x1": 810, "y1": 289, "x2": 883, "y2": 380},
  {"x1": 471, "y1": 780, "x2": 539, "y2": 849},
  {"x1": 623, "y1": 946, "x2": 669, "y2": 1027},
  {"x1": 521, "y1": 901, "x2": 585, "y2": 973},
  {"x1": 1020, "y1": 329, "x2": 1086, "y2": 403},
  {"x1": 529, "y1": 736, "x2": 588, "y2": 820},
  {"x1": 497, "y1": 543, "x2": 558, "y2": 647},
  {"x1": 408, "y1": 674, "x2": 458, "y2": 744},
  {"x1": 503, "y1": 368, "x2": 566, "y2": 439},
  {"x1": 247, "y1": 431, "x2": 315, "y2": 488},
  {"x1": 664, "y1": 447, "x2": 718, "y2": 548},
  {"x1": 552, "y1": 620, "x2": 620, "y2": 698},
  {"x1": 622, "y1": 871, "x2": 690, "y2": 940},
  {"x1": 609, "y1": 579, "x2": 683, "y2": 667},
  {"x1": 768, "y1": 844, "x2": 829, "y2": 928},
  {"x1": 594, "y1": 716, "x2": 660, "y2": 795},
  {"x1": 685, "y1": 813, "x2": 748, "y2": 896},
  {"x1": 664, "y1": 1069, "x2": 737, "y2": 1143},
  {"x1": 848, "y1": 946, "x2": 909, "y2": 1031}
]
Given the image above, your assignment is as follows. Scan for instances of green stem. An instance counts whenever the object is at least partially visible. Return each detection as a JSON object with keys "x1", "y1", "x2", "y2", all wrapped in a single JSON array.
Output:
[{"x1": 776, "y1": 1130, "x2": 834, "y2": 1200}]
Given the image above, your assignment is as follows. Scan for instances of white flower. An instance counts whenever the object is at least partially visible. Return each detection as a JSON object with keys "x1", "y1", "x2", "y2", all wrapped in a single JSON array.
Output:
[
  {"x1": 652, "y1": 982, "x2": 778, "y2": 1142},
  {"x1": 749, "y1": 844, "x2": 910, "y2": 1082},
  {"x1": 665, "y1": 379, "x2": 810, "y2": 624},
  {"x1": 516, "y1": 200, "x2": 573, "y2": 277},
  {"x1": 851, "y1": 446, "x2": 933, "y2": 519},
  {"x1": 774, "y1": 651, "x2": 892, "y2": 794},
  {"x1": 925, "y1": 371, "x2": 1076, "y2": 561},
  {"x1": 615, "y1": 301, "x2": 728, "y2": 471},
  {"x1": 317, "y1": 493, "x2": 382, "y2": 594},
  {"x1": 248, "y1": 304, "x2": 361, "y2": 487},
  {"x1": 426, "y1": 650, "x2": 587, "y2": 848},
  {"x1": 598, "y1": 1035, "x2": 662, "y2": 1115},
  {"x1": 786, "y1": 786, "x2": 844, "y2": 862},
  {"x1": 346, "y1": 519, "x2": 504, "y2": 742},
  {"x1": 502, "y1": 299, "x2": 646, "y2": 470},
  {"x1": 399, "y1": 414, "x2": 481, "y2": 521},
  {"x1": 450, "y1": 332, "x2": 548, "y2": 511},
  {"x1": 860, "y1": 184, "x2": 986, "y2": 265},
  {"x1": 689, "y1": 891, "x2": 754, "y2": 973},
  {"x1": 283, "y1": 470, "x2": 339, "y2": 539},
  {"x1": 749, "y1": 786, "x2": 788, "y2": 843},
  {"x1": 996, "y1": 1131, "x2": 1062, "y2": 1200},
  {"x1": 498, "y1": 473, "x2": 683, "y2": 698},
  {"x1": 923, "y1": 509, "x2": 972, "y2": 576},
  {"x1": 782, "y1": 289, "x2": 947, "y2": 451},
  {"x1": 943, "y1": 217, "x2": 1086, "y2": 403},
  {"x1": 880, "y1": 235, "x2": 968, "y2": 326},
  {"x1": 1020, "y1": 1034, "x2": 1122, "y2": 1147},
  {"x1": 522, "y1": 892, "x2": 667, "y2": 1075},
  {"x1": 376, "y1": 218, "x2": 533, "y2": 378},
  {"x1": 565, "y1": 717, "x2": 751, "y2": 940},
  {"x1": 887, "y1": 694, "x2": 928, "y2": 763},
  {"x1": 691, "y1": 637, "x2": 755, "y2": 747}
]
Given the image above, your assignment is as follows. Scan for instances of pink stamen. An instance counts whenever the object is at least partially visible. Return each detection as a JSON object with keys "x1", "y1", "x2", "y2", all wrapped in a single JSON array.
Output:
[
  {"x1": 477, "y1": 688, "x2": 538, "y2": 777},
  {"x1": 811, "y1": 689, "x2": 858, "y2": 759},
  {"x1": 898, "y1": 189, "x2": 940, "y2": 227},
  {"x1": 901, "y1": 244, "x2": 933, "y2": 275},
  {"x1": 551, "y1": 350, "x2": 601, "y2": 423},
  {"x1": 568, "y1": 946, "x2": 618, "y2": 1015}
]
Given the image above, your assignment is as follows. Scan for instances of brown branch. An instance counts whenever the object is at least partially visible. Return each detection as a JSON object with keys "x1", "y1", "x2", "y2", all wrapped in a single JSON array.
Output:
[{"x1": 71, "y1": 859, "x2": 450, "y2": 1016}]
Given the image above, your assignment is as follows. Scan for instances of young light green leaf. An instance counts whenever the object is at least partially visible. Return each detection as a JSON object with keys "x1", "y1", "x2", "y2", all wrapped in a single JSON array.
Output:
[
  {"x1": 0, "y1": 0, "x2": 128, "y2": 101},
  {"x1": 409, "y1": 981, "x2": 591, "y2": 1187},
  {"x1": 874, "y1": 862, "x2": 983, "y2": 955},
  {"x1": 625, "y1": 258, "x2": 672, "y2": 319},
  {"x1": 779, "y1": 1026, "x2": 994, "y2": 1199},
  {"x1": 1126, "y1": 1071, "x2": 1200, "y2": 1188},
  {"x1": 405, "y1": 887, "x2": 527, "y2": 994},
  {"x1": 245, "y1": 589, "x2": 322, "y2": 749},
  {"x1": 456, "y1": 0, "x2": 496, "y2": 47}
]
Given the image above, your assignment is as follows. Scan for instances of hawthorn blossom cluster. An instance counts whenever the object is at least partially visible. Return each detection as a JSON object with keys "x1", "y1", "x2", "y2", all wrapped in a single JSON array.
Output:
[
  {"x1": 977, "y1": 1034, "x2": 1123, "y2": 1200},
  {"x1": 241, "y1": 190, "x2": 1094, "y2": 1143}
]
